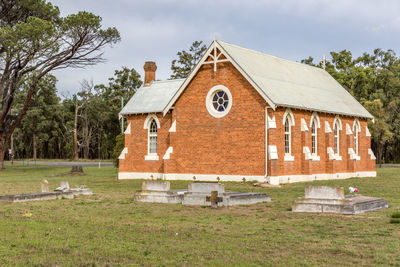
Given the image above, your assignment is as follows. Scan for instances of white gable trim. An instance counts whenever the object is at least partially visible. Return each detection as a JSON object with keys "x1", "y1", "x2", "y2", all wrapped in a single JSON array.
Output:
[{"x1": 162, "y1": 40, "x2": 276, "y2": 116}]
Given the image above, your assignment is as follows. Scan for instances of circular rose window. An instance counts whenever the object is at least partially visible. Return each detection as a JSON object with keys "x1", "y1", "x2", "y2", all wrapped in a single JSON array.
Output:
[{"x1": 206, "y1": 85, "x2": 232, "y2": 118}]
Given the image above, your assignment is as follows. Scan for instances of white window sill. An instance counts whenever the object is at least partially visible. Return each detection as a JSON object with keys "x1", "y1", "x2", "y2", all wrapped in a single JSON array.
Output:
[
  {"x1": 284, "y1": 154, "x2": 294, "y2": 162},
  {"x1": 335, "y1": 155, "x2": 342, "y2": 161},
  {"x1": 311, "y1": 155, "x2": 320, "y2": 161},
  {"x1": 145, "y1": 154, "x2": 159, "y2": 161},
  {"x1": 355, "y1": 155, "x2": 361, "y2": 161}
]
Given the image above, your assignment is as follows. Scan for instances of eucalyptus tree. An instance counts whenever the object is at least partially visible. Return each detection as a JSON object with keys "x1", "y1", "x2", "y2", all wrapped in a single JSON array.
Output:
[
  {"x1": 0, "y1": 0, "x2": 120, "y2": 168},
  {"x1": 170, "y1": 41, "x2": 207, "y2": 79}
]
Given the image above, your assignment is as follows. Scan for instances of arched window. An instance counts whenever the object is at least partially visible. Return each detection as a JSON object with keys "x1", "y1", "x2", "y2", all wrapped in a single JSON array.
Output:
[
  {"x1": 353, "y1": 122, "x2": 359, "y2": 155},
  {"x1": 148, "y1": 119, "x2": 158, "y2": 154},
  {"x1": 334, "y1": 120, "x2": 340, "y2": 155},
  {"x1": 311, "y1": 118, "x2": 317, "y2": 155},
  {"x1": 284, "y1": 117, "x2": 292, "y2": 154}
]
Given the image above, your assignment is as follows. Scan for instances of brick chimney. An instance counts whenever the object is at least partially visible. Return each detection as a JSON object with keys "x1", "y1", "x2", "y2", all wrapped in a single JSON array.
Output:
[{"x1": 143, "y1": 61, "x2": 157, "y2": 86}]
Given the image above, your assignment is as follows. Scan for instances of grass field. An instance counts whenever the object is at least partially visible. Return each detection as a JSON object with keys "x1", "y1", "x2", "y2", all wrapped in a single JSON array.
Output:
[{"x1": 0, "y1": 166, "x2": 399, "y2": 266}]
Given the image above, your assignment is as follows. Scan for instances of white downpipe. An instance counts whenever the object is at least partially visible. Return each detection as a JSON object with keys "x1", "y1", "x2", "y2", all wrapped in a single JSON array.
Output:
[{"x1": 265, "y1": 106, "x2": 268, "y2": 177}]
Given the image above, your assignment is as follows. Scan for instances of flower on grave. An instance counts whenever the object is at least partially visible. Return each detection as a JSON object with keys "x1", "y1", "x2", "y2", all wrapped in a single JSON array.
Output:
[
  {"x1": 23, "y1": 210, "x2": 33, "y2": 218},
  {"x1": 349, "y1": 187, "x2": 359, "y2": 193}
]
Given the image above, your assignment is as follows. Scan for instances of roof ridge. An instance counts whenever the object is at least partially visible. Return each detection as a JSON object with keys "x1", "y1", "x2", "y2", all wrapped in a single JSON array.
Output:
[
  {"x1": 152, "y1": 78, "x2": 185, "y2": 84},
  {"x1": 217, "y1": 40, "x2": 325, "y2": 73}
]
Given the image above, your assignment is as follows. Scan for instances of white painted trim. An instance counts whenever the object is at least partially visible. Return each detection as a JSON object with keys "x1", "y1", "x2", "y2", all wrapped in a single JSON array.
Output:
[
  {"x1": 268, "y1": 145, "x2": 278, "y2": 160},
  {"x1": 353, "y1": 119, "x2": 361, "y2": 133},
  {"x1": 118, "y1": 172, "x2": 163, "y2": 180},
  {"x1": 325, "y1": 121, "x2": 332, "y2": 133},
  {"x1": 163, "y1": 146, "x2": 173, "y2": 160},
  {"x1": 303, "y1": 146, "x2": 312, "y2": 160},
  {"x1": 143, "y1": 114, "x2": 160, "y2": 129},
  {"x1": 366, "y1": 126, "x2": 371, "y2": 137},
  {"x1": 169, "y1": 120, "x2": 176, "y2": 132},
  {"x1": 205, "y1": 85, "x2": 233, "y2": 118},
  {"x1": 368, "y1": 148, "x2": 376, "y2": 160},
  {"x1": 346, "y1": 123, "x2": 353, "y2": 135},
  {"x1": 124, "y1": 123, "x2": 131, "y2": 134},
  {"x1": 118, "y1": 147, "x2": 128, "y2": 160},
  {"x1": 333, "y1": 115, "x2": 342, "y2": 130},
  {"x1": 118, "y1": 171, "x2": 377, "y2": 184},
  {"x1": 282, "y1": 108, "x2": 295, "y2": 126},
  {"x1": 165, "y1": 173, "x2": 267, "y2": 182},
  {"x1": 327, "y1": 147, "x2": 335, "y2": 160},
  {"x1": 271, "y1": 171, "x2": 377, "y2": 185},
  {"x1": 310, "y1": 112, "x2": 321, "y2": 128},
  {"x1": 145, "y1": 154, "x2": 159, "y2": 161},
  {"x1": 267, "y1": 116, "x2": 276, "y2": 129},
  {"x1": 162, "y1": 40, "x2": 276, "y2": 116},
  {"x1": 348, "y1": 148, "x2": 357, "y2": 160},
  {"x1": 301, "y1": 118, "x2": 308, "y2": 131},
  {"x1": 284, "y1": 154, "x2": 294, "y2": 162},
  {"x1": 265, "y1": 106, "x2": 269, "y2": 177}
]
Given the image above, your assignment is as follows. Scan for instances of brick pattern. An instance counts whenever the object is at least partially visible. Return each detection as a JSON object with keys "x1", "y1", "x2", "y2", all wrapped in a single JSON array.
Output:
[{"x1": 119, "y1": 61, "x2": 375, "y2": 178}]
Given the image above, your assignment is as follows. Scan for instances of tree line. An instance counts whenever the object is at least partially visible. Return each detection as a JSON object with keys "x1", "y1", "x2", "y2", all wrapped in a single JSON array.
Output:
[
  {"x1": 2, "y1": 0, "x2": 399, "y2": 166},
  {"x1": 10, "y1": 67, "x2": 141, "y2": 162},
  {"x1": 301, "y1": 49, "x2": 398, "y2": 164}
]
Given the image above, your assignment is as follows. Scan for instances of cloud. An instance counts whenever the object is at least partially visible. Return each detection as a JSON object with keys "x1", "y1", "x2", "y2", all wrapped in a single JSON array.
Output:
[{"x1": 49, "y1": 0, "x2": 400, "y2": 96}]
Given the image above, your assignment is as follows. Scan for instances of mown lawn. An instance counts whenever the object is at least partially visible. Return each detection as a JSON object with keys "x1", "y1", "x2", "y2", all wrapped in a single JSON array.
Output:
[{"x1": 0, "y1": 166, "x2": 399, "y2": 266}]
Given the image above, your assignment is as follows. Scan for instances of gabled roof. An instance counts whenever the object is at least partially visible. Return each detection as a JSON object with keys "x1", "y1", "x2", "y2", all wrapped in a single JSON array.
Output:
[
  {"x1": 121, "y1": 40, "x2": 373, "y2": 119},
  {"x1": 119, "y1": 79, "x2": 184, "y2": 115},
  {"x1": 217, "y1": 41, "x2": 373, "y2": 119},
  {"x1": 162, "y1": 40, "x2": 373, "y2": 119}
]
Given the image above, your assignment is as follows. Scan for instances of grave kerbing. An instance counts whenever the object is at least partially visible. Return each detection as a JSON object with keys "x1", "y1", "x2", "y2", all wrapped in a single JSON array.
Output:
[{"x1": 292, "y1": 186, "x2": 388, "y2": 214}]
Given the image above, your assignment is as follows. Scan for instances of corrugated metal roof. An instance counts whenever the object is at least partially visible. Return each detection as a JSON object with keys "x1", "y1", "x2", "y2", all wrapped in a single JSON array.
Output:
[
  {"x1": 119, "y1": 79, "x2": 184, "y2": 115},
  {"x1": 218, "y1": 40, "x2": 373, "y2": 119}
]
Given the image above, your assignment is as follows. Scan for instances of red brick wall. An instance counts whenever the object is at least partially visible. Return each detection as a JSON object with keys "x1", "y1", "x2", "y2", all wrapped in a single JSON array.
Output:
[
  {"x1": 267, "y1": 107, "x2": 375, "y2": 176},
  {"x1": 119, "y1": 61, "x2": 375, "y2": 178},
  {"x1": 119, "y1": 113, "x2": 171, "y2": 174},
  {"x1": 168, "y1": 62, "x2": 266, "y2": 176}
]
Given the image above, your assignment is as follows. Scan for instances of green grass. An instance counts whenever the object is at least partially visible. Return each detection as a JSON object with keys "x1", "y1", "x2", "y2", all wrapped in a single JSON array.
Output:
[{"x1": 0, "y1": 166, "x2": 400, "y2": 266}]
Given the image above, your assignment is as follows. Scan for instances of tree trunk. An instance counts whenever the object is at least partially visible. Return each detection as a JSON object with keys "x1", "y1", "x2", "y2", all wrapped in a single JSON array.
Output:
[
  {"x1": 33, "y1": 132, "x2": 37, "y2": 160},
  {"x1": 74, "y1": 100, "x2": 79, "y2": 160},
  {"x1": 0, "y1": 138, "x2": 8, "y2": 169}
]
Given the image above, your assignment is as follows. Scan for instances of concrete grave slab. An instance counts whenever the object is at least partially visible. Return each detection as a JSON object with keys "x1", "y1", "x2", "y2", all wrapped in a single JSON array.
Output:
[
  {"x1": 292, "y1": 186, "x2": 388, "y2": 215},
  {"x1": 188, "y1": 182, "x2": 225, "y2": 194},
  {"x1": 134, "y1": 180, "x2": 186, "y2": 204},
  {"x1": 183, "y1": 182, "x2": 271, "y2": 207},
  {"x1": 0, "y1": 181, "x2": 92, "y2": 202},
  {"x1": 134, "y1": 181, "x2": 271, "y2": 207}
]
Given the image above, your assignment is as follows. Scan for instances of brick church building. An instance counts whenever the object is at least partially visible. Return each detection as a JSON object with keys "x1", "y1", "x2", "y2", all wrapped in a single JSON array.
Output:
[{"x1": 118, "y1": 40, "x2": 376, "y2": 185}]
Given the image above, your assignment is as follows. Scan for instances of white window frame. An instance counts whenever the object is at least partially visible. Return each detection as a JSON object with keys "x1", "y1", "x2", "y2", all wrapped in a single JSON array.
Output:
[
  {"x1": 285, "y1": 117, "x2": 291, "y2": 155},
  {"x1": 311, "y1": 118, "x2": 317, "y2": 156},
  {"x1": 334, "y1": 120, "x2": 340, "y2": 155},
  {"x1": 353, "y1": 120, "x2": 360, "y2": 155},
  {"x1": 144, "y1": 114, "x2": 160, "y2": 161},
  {"x1": 283, "y1": 110, "x2": 294, "y2": 162},
  {"x1": 148, "y1": 119, "x2": 158, "y2": 154},
  {"x1": 205, "y1": 85, "x2": 233, "y2": 118}
]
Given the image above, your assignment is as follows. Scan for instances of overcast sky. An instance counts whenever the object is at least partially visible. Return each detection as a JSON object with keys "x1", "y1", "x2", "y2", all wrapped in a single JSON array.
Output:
[{"x1": 50, "y1": 0, "x2": 400, "y2": 96}]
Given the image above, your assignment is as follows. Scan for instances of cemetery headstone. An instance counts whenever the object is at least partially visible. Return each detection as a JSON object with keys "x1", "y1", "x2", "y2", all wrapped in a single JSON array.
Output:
[{"x1": 41, "y1": 180, "x2": 49, "y2": 193}]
